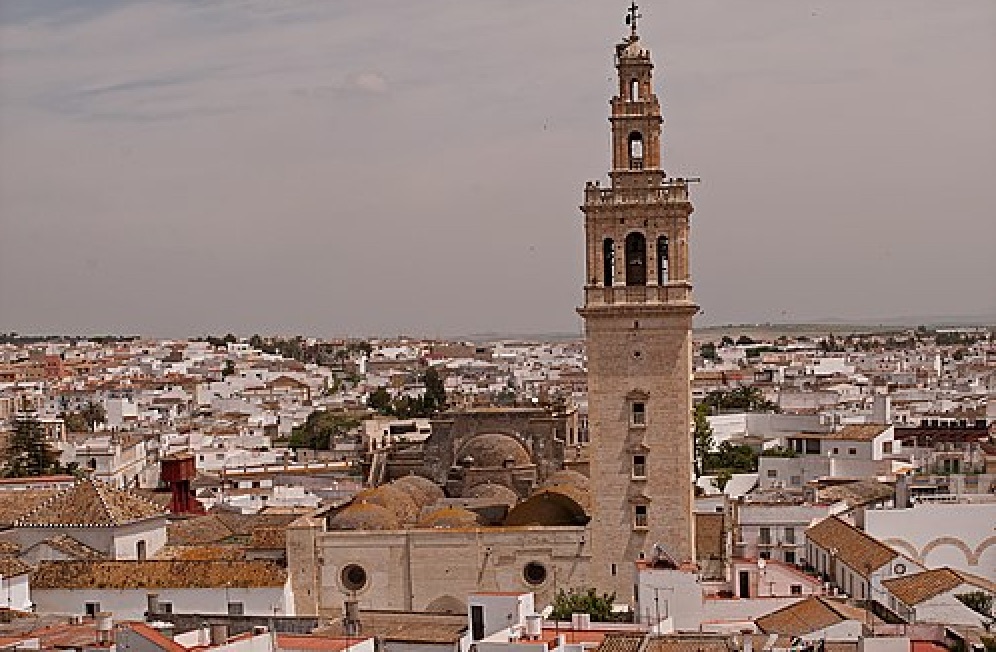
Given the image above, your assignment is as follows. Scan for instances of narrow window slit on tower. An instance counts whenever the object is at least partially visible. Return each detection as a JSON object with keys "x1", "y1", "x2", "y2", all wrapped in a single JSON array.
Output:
[
  {"x1": 628, "y1": 132, "x2": 644, "y2": 169},
  {"x1": 657, "y1": 235, "x2": 669, "y2": 284},
  {"x1": 630, "y1": 79, "x2": 640, "y2": 101},
  {"x1": 602, "y1": 238, "x2": 615, "y2": 287},
  {"x1": 625, "y1": 232, "x2": 647, "y2": 286}
]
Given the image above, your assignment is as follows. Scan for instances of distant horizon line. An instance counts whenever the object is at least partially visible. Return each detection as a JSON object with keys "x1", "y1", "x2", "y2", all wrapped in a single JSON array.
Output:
[{"x1": 2, "y1": 313, "x2": 994, "y2": 343}]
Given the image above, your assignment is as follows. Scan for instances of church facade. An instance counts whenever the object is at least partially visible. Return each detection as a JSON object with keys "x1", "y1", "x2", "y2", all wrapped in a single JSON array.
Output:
[{"x1": 287, "y1": 12, "x2": 699, "y2": 615}]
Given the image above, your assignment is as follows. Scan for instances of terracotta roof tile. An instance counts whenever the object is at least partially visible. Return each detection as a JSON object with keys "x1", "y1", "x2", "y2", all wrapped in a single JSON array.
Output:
[
  {"x1": 756, "y1": 597, "x2": 868, "y2": 636},
  {"x1": 167, "y1": 515, "x2": 236, "y2": 546},
  {"x1": 805, "y1": 517, "x2": 897, "y2": 577},
  {"x1": 819, "y1": 425, "x2": 891, "y2": 442},
  {"x1": 154, "y1": 545, "x2": 245, "y2": 561},
  {"x1": 595, "y1": 633, "x2": 645, "y2": 652},
  {"x1": 0, "y1": 490, "x2": 55, "y2": 526},
  {"x1": 882, "y1": 567, "x2": 996, "y2": 607},
  {"x1": 30, "y1": 559, "x2": 287, "y2": 589},
  {"x1": 247, "y1": 527, "x2": 286, "y2": 551},
  {"x1": 15, "y1": 479, "x2": 166, "y2": 527},
  {"x1": 645, "y1": 635, "x2": 736, "y2": 652},
  {"x1": 0, "y1": 556, "x2": 32, "y2": 577},
  {"x1": 38, "y1": 534, "x2": 106, "y2": 560},
  {"x1": 315, "y1": 610, "x2": 466, "y2": 644}
]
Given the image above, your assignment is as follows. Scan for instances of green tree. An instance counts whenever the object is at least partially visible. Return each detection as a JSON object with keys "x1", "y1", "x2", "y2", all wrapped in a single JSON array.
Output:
[
  {"x1": 721, "y1": 335, "x2": 735, "y2": 347},
  {"x1": 222, "y1": 360, "x2": 237, "y2": 377},
  {"x1": 62, "y1": 411, "x2": 87, "y2": 433},
  {"x1": 550, "y1": 587, "x2": 622, "y2": 622},
  {"x1": 367, "y1": 387, "x2": 392, "y2": 414},
  {"x1": 713, "y1": 468, "x2": 734, "y2": 492},
  {"x1": 422, "y1": 366, "x2": 447, "y2": 413},
  {"x1": 760, "y1": 445, "x2": 798, "y2": 458},
  {"x1": 704, "y1": 441, "x2": 758, "y2": 473},
  {"x1": 956, "y1": 591, "x2": 993, "y2": 622},
  {"x1": 703, "y1": 387, "x2": 779, "y2": 414},
  {"x1": 288, "y1": 410, "x2": 359, "y2": 450},
  {"x1": 736, "y1": 335, "x2": 756, "y2": 345},
  {"x1": 700, "y1": 342, "x2": 719, "y2": 362},
  {"x1": 693, "y1": 404, "x2": 714, "y2": 478},
  {"x1": 2, "y1": 411, "x2": 62, "y2": 478},
  {"x1": 80, "y1": 401, "x2": 106, "y2": 432}
]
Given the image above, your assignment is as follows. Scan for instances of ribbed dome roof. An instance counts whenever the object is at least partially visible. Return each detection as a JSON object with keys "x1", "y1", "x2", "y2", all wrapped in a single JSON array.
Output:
[
  {"x1": 463, "y1": 482, "x2": 519, "y2": 507},
  {"x1": 391, "y1": 475, "x2": 444, "y2": 508},
  {"x1": 542, "y1": 470, "x2": 590, "y2": 492},
  {"x1": 416, "y1": 506, "x2": 480, "y2": 529},
  {"x1": 352, "y1": 485, "x2": 419, "y2": 524},
  {"x1": 327, "y1": 502, "x2": 400, "y2": 531},
  {"x1": 455, "y1": 433, "x2": 531, "y2": 469}
]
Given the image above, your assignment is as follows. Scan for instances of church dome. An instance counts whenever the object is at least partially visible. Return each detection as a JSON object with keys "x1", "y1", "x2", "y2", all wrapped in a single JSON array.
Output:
[
  {"x1": 327, "y1": 502, "x2": 400, "y2": 531},
  {"x1": 417, "y1": 506, "x2": 480, "y2": 529},
  {"x1": 504, "y1": 484, "x2": 591, "y2": 527},
  {"x1": 542, "y1": 470, "x2": 590, "y2": 492},
  {"x1": 351, "y1": 485, "x2": 419, "y2": 524},
  {"x1": 463, "y1": 482, "x2": 519, "y2": 507},
  {"x1": 455, "y1": 433, "x2": 531, "y2": 469},
  {"x1": 391, "y1": 475, "x2": 444, "y2": 508}
]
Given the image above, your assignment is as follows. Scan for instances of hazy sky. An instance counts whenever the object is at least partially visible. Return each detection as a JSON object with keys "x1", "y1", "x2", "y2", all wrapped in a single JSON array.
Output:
[{"x1": 1, "y1": 1, "x2": 994, "y2": 338}]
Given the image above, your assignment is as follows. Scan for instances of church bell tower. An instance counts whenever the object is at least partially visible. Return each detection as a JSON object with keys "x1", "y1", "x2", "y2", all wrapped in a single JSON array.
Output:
[{"x1": 580, "y1": 5, "x2": 698, "y2": 599}]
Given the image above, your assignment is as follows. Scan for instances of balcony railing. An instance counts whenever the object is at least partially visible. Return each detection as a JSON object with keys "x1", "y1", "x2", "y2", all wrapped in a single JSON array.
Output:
[
  {"x1": 585, "y1": 283, "x2": 692, "y2": 306},
  {"x1": 583, "y1": 180, "x2": 696, "y2": 206}
]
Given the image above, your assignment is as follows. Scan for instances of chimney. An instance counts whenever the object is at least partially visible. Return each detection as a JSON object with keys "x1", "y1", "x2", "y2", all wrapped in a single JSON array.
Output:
[
  {"x1": 209, "y1": 623, "x2": 229, "y2": 646},
  {"x1": 146, "y1": 593, "x2": 160, "y2": 620},
  {"x1": 343, "y1": 599, "x2": 361, "y2": 637},
  {"x1": 95, "y1": 613, "x2": 113, "y2": 645}
]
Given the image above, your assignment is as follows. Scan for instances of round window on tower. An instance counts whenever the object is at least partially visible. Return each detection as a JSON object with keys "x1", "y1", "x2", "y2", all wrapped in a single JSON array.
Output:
[
  {"x1": 523, "y1": 562, "x2": 548, "y2": 586},
  {"x1": 341, "y1": 564, "x2": 368, "y2": 591}
]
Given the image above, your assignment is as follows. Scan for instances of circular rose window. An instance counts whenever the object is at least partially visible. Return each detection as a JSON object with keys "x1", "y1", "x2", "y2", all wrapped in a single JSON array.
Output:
[{"x1": 341, "y1": 564, "x2": 368, "y2": 591}]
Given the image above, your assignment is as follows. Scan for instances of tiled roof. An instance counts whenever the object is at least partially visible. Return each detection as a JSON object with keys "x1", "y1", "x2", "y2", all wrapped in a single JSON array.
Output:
[
  {"x1": 819, "y1": 425, "x2": 891, "y2": 442},
  {"x1": 0, "y1": 556, "x2": 32, "y2": 577},
  {"x1": 124, "y1": 623, "x2": 188, "y2": 652},
  {"x1": 0, "y1": 541, "x2": 20, "y2": 556},
  {"x1": 277, "y1": 635, "x2": 363, "y2": 652},
  {"x1": 15, "y1": 478, "x2": 166, "y2": 528},
  {"x1": 247, "y1": 526, "x2": 286, "y2": 550},
  {"x1": 645, "y1": 635, "x2": 736, "y2": 652},
  {"x1": 30, "y1": 559, "x2": 287, "y2": 589},
  {"x1": 815, "y1": 480, "x2": 894, "y2": 508},
  {"x1": 316, "y1": 610, "x2": 467, "y2": 644},
  {"x1": 805, "y1": 516, "x2": 897, "y2": 577},
  {"x1": 0, "y1": 490, "x2": 55, "y2": 526},
  {"x1": 882, "y1": 567, "x2": 996, "y2": 607},
  {"x1": 167, "y1": 515, "x2": 236, "y2": 546},
  {"x1": 595, "y1": 633, "x2": 644, "y2": 652},
  {"x1": 756, "y1": 596, "x2": 869, "y2": 636},
  {"x1": 39, "y1": 534, "x2": 106, "y2": 560},
  {"x1": 153, "y1": 544, "x2": 245, "y2": 561}
]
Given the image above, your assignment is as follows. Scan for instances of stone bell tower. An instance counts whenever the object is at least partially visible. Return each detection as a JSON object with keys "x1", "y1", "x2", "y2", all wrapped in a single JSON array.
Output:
[{"x1": 579, "y1": 5, "x2": 698, "y2": 600}]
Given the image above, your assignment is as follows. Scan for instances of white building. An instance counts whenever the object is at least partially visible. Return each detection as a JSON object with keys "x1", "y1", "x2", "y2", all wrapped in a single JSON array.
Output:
[
  {"x1": 3, "y1": 478, "x2": 168, "y2": 562},
  {"x1": 805, "y1": 516, "x2": 924, "y2": 604},
  {"x1": 0, "y1": 557, "x2": 31, "y2": 611},
  {"x1": 881, "y1": 567, "x2": 996, "y2": 627},
  {"x1": 31, "y1": 559, "x2": 294, "y2": 618}
]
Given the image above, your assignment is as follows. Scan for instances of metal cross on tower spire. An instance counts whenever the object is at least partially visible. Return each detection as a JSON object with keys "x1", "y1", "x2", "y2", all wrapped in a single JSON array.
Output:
[{"x1": 625, "y1": 1, "x2": 641, "y2": 36}]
